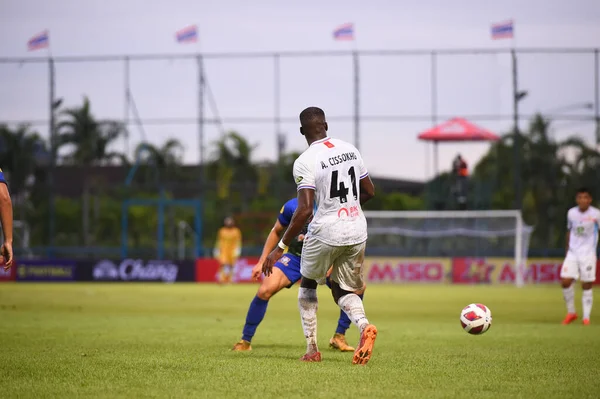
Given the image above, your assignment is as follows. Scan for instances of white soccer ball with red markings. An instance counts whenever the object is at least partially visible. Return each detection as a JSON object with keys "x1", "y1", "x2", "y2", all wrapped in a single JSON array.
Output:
[{"x1": 460, "y1": 303, "x2": 492, "y2": 335}]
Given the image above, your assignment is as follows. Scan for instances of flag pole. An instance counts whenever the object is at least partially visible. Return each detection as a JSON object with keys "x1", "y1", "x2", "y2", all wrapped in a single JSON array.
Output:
[
  {"x1": 510, "y1": 20, "x2": 522, "y2": 211},
  {"x1": 47, "y1": 33, "x2": 57, "y2": 256},
  {"x1": 194, "y1": 25, "x2": 206, "y2": 187}
]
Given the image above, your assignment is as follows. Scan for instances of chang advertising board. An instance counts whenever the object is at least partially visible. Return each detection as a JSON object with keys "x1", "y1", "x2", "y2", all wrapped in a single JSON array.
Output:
[
  {"x1": 91, "y1": 259, "x2": 180, "y2": 282},
  {"x1": 363, "y1": 258, "x2": 452, "y2": 284},
  {"x1": 16, "y1": 260, "x2": 76, "y2": 282}
]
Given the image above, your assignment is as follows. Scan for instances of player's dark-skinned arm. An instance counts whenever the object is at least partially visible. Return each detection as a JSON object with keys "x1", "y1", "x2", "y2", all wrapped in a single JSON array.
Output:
[
  {"x1": 262, "y1": 189, "x2": 314, "y2": 277},
  {"x1": 359, "y1": 175, "x2": 375, "y2": 206},
  {"x1": 251, "y1": 220, "x2": 286, "y2": 280},
  {"x1": 0, "y1": 183, "x2": 14, "y2": 270},
  {"x1": 565, "y1": 231, "x2": 570, "y2": 256}
]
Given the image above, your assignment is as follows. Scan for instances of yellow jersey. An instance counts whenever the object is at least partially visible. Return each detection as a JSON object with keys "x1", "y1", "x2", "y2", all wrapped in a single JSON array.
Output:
[{"x1": 216, "y1": 226, "x2": 242, "y2": 265}]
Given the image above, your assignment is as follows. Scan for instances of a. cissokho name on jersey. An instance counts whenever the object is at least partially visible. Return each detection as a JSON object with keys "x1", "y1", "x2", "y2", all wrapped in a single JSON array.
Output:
[{"x1": 328, "y1": 152, "x2": 357, "y2": 166}]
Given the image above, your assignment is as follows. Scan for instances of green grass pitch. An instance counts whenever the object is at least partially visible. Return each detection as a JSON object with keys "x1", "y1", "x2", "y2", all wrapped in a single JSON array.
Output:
[{"x1": 1, "y1": 283, "x2": 599, "y2": 398}]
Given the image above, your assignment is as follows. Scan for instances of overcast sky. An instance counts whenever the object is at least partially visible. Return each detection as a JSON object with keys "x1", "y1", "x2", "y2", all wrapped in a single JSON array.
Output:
[{"x1": 1, "y1": 0, "x2": 599, "y2": 181}]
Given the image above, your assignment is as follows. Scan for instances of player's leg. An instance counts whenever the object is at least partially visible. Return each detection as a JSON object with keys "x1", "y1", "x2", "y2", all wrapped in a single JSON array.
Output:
[
  {"x1": 325, "y1": 272, "x2": 365, "y2": 352},
  {"x1": 560, "y1": 255, "x2": 578, "y2": 324},
  {"x1": 298, "y1": 237, "x2": 334, "y2": 362},
  {"x1": 330, "y1": 242, "x2": 377, "y2": 365},
  {"x1": 579, "y1": 256, "x2": 596, "y2": 325},
  {"x1": 232, "y1": 263, "x2": 294, "y2": 351},
  {"x1": 217, "y1": 253, "x2": 229, "y2": 284},
  {"x1": 298, "y1": 277, "x2": 320, "y2": 361}
]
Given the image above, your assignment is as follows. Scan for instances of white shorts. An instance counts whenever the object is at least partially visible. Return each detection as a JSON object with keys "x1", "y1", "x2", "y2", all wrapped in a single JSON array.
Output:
[
  {"x1": 560, "y1": 253, "x2": 597, "y2": 283},
  {"x1": 300, "y1": 236, "x2": 366, "y2": 292}
]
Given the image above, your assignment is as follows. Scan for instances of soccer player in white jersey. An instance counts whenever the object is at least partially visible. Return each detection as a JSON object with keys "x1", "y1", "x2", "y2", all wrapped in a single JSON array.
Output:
[
  {"x1": 262, "y1": 106, "x2": 377, "y2": 365},
  {"x1": 561, "y1": 187, "x2": 600, "y2": 325}
]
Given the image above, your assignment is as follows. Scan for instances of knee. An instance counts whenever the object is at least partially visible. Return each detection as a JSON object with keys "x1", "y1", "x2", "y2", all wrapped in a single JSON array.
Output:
[
  {"x1": 257, "y1": 285, "x2": 276, "y2": 301},
  {"x1": 300, "y1": 277, "x2": 318, "y2": 289},
  {"x1": 561, "y1": 279, "x2": 573, "y2": 289},
  {"x1": 582, "y1": 282, "x2": 593, "y2": 290},
  {"x1": 355, "y1": 284, "x2": 366, "y2": 296},
  {"x1": 330, "y1": 282, "x2": 351, "y2": 304}
]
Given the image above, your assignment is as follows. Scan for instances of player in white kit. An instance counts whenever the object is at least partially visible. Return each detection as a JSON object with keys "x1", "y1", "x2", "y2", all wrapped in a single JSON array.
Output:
[
  {"x1": 262, "y1": 107, "x2": 377, "y2": 365},
  {"x1": 561, "y1": 187, "x2": 600, "y2": 325}
]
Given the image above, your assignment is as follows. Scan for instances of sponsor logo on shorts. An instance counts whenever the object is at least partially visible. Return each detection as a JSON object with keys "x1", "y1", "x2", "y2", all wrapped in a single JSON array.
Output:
[{"x1": 279, "y1": 256, "x2": 290, "y2": 267}]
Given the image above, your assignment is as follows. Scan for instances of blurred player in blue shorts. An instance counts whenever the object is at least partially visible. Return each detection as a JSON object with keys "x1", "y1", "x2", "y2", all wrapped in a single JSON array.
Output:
[{"x1": 232, "y1": 197, "x2": 365, "y2": 351}]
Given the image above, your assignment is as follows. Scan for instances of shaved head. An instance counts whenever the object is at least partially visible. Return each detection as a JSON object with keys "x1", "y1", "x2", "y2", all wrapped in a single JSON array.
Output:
[
  {"x1": 299, "y1": 107, "x2": 328, "y2": 144},
  {"x1": 299, "y1": 107, "x2": 325, "y2": 126}
]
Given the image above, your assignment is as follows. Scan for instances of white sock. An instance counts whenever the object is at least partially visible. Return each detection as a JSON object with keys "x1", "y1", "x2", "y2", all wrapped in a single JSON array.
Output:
[
  {"x1": 563, "y1": 285, "x2": 576, "y2": 314},
  {"x1": 583, "y1": 289, "x2": 593, "y2": 320},
  {"x1": 338, "y1": 293, "x2": 369, "y2": 333},
  {"x1": 298, "y1": 288, "x2": 318, "y2": 354}
]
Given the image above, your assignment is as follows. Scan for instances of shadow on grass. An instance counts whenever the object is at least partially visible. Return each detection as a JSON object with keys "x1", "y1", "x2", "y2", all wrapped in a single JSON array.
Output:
[{"x1": 226, "y1": 344, "x2": 350, "y2": 363}]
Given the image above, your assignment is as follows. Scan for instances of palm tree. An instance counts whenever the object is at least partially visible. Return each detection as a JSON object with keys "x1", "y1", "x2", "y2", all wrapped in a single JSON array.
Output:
[
  {"x1": 134, "y1": 139, "x2": 184, "y2": 168},
  {"x1": 471, "y1": 113, "x2": 600, "y2": 251},
  {"x1": 132, "y1": 139, "x2": 185, "y2": 185},
  {"x1": 56, "y1": 97, "x2": 128, "y2": 245},
  {"x1": 57, "y1": 96, "x2": 127, "y2": 166},
  {"x1": 0, "y1": 124, "x2": 49, "y2": 225},
  {"x1": 207, "y1": 132, "x2": 258, "y2": 200}
]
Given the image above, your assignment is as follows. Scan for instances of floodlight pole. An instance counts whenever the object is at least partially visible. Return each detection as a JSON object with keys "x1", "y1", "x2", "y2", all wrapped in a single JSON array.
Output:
[
  {"x1": 430, "y1": 51, "x2": 438, "y2": 177},
  {"x1": 48, "y1": 57, "x2": 56, "y2": 257},
  {"x1": 353, "y1": 50, "x2": 360, "y2": 151},
  {"x1": 511, "y1": 49, "x2": 523, "y2": 210},
  {"x1": 595, "y1": 49, "x2": 600, "y2": 146}
]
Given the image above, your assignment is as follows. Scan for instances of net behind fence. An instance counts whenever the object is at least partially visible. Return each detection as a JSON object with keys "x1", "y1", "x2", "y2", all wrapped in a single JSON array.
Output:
[{"x1": 364, "y1": 210, "x2": 533, "y2": 261}]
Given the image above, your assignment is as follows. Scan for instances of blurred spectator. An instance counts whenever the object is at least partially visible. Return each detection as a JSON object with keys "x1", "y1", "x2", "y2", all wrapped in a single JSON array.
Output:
[
  {"x1": 213, "y1": 216, "x2": 242, "y2": 284},
  {"x1": 452, "y1": 154, "x2": 468, "y2": 210}
]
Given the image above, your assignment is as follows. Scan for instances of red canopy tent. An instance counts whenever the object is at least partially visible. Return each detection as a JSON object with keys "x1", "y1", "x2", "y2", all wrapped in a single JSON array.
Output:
[{"x1": 418, "y1": 117, "x2": 500, "y2": 176}]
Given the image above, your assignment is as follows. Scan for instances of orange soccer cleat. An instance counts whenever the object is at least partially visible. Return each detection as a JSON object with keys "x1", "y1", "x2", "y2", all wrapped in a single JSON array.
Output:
[
  {"x1": 329, "y1": 333, "x2": 355, "y2": 352},
  {"x1": 352, "y1": 324, "x2": 378, "y2": 366},
  {"x1": 562, "y1": 313, "x2": 578, "y2": 325},
  {"x1": 299, "y1": 352, "x2": 321, "y2": 362},
  {"x1": 231, "y1": 340, "x2": 252, "y2": 351},
  {"x1": 583, "y1": 319, "x2": 590, "y2": 325}
]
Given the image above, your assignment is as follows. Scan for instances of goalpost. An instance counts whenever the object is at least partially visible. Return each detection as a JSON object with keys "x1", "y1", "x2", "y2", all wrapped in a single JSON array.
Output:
[{"x1": 363, "y1": 210, "x2": 533, "y2": 287}]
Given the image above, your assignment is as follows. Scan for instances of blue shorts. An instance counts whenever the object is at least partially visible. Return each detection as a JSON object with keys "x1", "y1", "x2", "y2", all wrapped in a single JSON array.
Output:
[{"x1": 274, "y1": 254, "x2": 301, "y2": 288}]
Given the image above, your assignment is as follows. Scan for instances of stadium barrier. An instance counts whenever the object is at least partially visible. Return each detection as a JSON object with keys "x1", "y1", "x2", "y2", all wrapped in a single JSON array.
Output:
[
  {"x1": 15, "y1": 259, "x2": 78, "y2": 282},
  {"x1": 78, "y1": 259, "x2": 196, "y2": 282},
  {"x1": 196, "y1": 257, "x2": 260, "y2": 283},
  {"x1": 2, "y1": 259, "x2": 196, "y2": 283},
  {"x1": 0, "y1": 263, "x2": 16, "y2": 282},
  {"x1": 3, "y1": 257, "x2": 599, "y2": 285}
]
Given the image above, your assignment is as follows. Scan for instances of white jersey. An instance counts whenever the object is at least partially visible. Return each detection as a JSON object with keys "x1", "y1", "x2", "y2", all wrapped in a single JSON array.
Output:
[
  {"x1": 567, "y1": 206, "x2": 600, "y2": 258},
  {"x1": 293, "y1": 137, "x2": 369, "y2": 246}
]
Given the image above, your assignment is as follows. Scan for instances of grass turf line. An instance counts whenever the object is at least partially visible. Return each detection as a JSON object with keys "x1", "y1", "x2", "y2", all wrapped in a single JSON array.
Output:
[{"x1": 0, "y1": 283, "x2": 599, "y2": 398}]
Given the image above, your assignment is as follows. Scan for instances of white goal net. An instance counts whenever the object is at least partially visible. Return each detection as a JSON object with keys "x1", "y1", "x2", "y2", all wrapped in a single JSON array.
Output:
[{"x1": 364, "y1": 210, "x2": 533, "y2": 287}]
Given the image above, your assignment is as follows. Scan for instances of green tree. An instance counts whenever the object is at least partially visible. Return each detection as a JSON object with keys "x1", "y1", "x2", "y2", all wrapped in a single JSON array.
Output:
[
  {"x1": 0, "y1": 124, "x2": 49, "y2": 199},
  {"x1": 0, "y1": 124, "x2": 50, "y2": 247},
  {"x1": 56, "y1": 97, "x2": 128, "y2": 246},
  {"x1": 207, "y1": 131, "x2": 258, "y2": 203},
  {"x1": 471, "y1": 113, "x2": 600, "y2": 252},
  {"x1": 132, "y1": 139, "x2": 185, "y2": 186},
  {"x1": 57, "y1": 97, "x2": 127, "y2": 166}
]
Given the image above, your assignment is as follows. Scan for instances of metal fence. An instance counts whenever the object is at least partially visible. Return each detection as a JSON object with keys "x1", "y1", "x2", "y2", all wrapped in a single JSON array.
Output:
[
  {"x1": 1, "y1": 48, "x2": 599, "y2": 168},
  {"x1": 1, "y1": 48, "x2": 599, "y2": 258}
]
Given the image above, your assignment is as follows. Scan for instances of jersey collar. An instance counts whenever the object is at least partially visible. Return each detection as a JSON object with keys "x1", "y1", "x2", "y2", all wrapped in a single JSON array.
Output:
[{"x1": 310, "y1": 137, "x2": 330, "y2": 146}]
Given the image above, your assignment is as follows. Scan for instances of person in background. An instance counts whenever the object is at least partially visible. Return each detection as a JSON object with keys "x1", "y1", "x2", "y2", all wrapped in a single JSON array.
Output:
[
  {"x1": 452, "y1": 154, "x2": 468, "y2": 210},
  {"x1": 214, "y1": 216, "x2": 242, "y2": 284},
  {"x1": 0, "y1": 168, "x2": 13, "y2": 270},
  {"x1": 560, "y1": 187, "x2": 599, "y2": 326}
]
